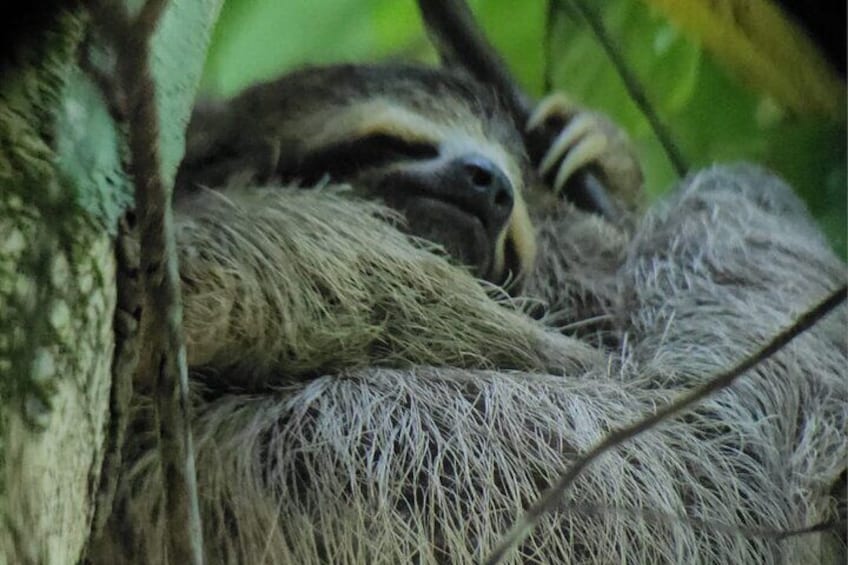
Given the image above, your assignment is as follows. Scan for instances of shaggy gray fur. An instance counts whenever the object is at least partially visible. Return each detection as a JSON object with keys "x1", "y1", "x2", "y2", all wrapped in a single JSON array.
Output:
[{"x1": 90, "y1": 165, "x2": 846, "y2": 564}]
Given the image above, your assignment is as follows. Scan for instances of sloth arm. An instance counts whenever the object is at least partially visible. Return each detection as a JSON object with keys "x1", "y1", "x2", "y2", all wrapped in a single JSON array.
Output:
[
  {"x1": 525, "y1": 162, "x2": 845, "y2": 342},
  {"x1": 175, "y1": 164, "x2": 845, "y2": 390},
  {"x1": 174, "y1": 186, "x2": 604, "y2": 389}
]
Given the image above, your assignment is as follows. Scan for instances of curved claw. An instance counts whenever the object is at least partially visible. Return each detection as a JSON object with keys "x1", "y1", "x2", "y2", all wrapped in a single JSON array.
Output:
[
  {"x1": 526, "y1": 92, "x2": 576, "y2": 132},
  {"x1": 539, "y1": 113, "x2": 596, "y2": 177},
  {"x1": 553, "y1": 134, "x2": 607, "y2": 196},
  {"x1": 528, "y1": 93, "x2": 644, "y2": 212}
]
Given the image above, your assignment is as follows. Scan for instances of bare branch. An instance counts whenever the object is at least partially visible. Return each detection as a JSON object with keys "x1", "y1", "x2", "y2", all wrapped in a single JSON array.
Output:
[
  {"x1": 87, "y1": 1, "x2": 204, "y2": 563},
  {"x1": 558, "y1": 0, "x2": 689, "y2": 176},
  {"x1": 551, "y1": 501, "x2": 846, "y2": 543},
  {"x1": 484, "y1": 284, "x2": 847, "y2": 565},
  {"x1": 91, "y1": 215, "x2": 139, "y2": 535},
  {"x1": 416, "y1": 0, "x2": 620, "y2": 221}
]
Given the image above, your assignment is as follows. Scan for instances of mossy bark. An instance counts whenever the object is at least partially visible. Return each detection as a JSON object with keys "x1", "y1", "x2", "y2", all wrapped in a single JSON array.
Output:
[{"x1": 0, "y1": 2, "x2": 221, "y2": 562}]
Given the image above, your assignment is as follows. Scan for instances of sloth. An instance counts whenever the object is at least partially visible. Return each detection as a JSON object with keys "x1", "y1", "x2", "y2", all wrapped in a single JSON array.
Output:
[
  {"x1": 175, "y1": 64, "x2": 641, "y2": 291},
  {"x1": 168, "y1": 63, "x2": 644, "y2": 386},
  {"x1": 89, "y1": 63, "x2": 847, "y2": 564}
]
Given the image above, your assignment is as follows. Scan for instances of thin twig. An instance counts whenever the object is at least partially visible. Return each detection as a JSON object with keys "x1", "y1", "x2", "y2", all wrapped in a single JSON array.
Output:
[
  {"x1": 87, "y1": 1, "x2": 204, "y2": 563},
  {"x1": 92, "y1": 215, "x2": 139, "y2": 535},
  {"x1": 483, "y1": 284, "x2": 847, "y2": 565},
  {"x1": 542, "y1": 0, "x2": 557, "y2": 94},
  {"x1": 552, "y1": 501, "x2": 846, "y2": 543},
  {"x1": 417, "y1": 0, "x2": 533, "y2": 117},
  {"x1": 416, "y1": 0, "x2": 619, "y2": 220},
  {"x1": 561, "y1": 0, "x2": 689, "y2": 177}
]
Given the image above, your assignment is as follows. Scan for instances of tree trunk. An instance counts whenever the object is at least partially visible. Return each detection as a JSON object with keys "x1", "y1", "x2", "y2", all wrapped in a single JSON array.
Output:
[{"x1": 0, "y1": 2, "x2": 221, "y2": 562}]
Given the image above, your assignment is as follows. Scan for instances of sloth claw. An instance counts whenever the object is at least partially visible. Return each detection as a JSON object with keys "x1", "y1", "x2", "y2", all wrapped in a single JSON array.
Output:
[
  {"x1": 526, "y1": 92, "x2": 577, "y2": 131},
  {"x1": 539, "y1": 113, "x2": 596, "y2": 177},
  {"x1": 527, "y1": 94, "x2": 643, "y2": 209},
  {"x1": 552, "y1": 133, "x2": 608, "y2": 197}
]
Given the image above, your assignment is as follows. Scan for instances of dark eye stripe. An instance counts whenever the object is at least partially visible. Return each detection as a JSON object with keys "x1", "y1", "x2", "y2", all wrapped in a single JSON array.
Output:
[{"x1": 290, "y1": 134, "x2": 438, "y2": 183}]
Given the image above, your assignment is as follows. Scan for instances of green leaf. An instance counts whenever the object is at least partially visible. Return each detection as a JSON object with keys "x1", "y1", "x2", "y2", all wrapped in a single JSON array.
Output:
[{"x1": 642, "y1": 0, "x2": 846, "y2": 119}]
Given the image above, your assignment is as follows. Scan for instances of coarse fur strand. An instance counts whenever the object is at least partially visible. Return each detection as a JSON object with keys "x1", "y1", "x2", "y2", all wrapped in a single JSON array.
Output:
[{"x1": 88, "y1": 165, "x2": 847, "y2": 564}]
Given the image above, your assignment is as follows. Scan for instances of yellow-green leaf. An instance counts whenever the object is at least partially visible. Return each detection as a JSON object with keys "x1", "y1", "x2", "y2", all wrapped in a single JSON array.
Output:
[{"x1": 642, "y1": 0, "x2": 846, "y2": 119}]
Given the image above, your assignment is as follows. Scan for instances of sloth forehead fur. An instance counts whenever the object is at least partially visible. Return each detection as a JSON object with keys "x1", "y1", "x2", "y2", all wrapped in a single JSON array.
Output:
[{"x1": 226, "y1": 64, "x2": 528, "y2": 162}]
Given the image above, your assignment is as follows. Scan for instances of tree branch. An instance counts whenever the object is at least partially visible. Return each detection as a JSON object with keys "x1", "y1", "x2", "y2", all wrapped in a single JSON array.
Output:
[
  {"x1": 484, "y1": 284, "x2": 846, "y2": 565},
  {"x1": 416, "y1": 0, "x2": 620, "y2": 221},
  {"x1": 559, "y1": 0, "x2": 689, "y2": 177},
  {"x1": 87, "y1": 1, "x2": 204, "y2": 563}
]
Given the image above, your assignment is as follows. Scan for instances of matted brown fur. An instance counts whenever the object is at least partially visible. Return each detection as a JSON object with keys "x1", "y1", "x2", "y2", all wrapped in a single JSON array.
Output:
[{"x1": 87, "y1": 164, "x2": 847, "y2": 564}]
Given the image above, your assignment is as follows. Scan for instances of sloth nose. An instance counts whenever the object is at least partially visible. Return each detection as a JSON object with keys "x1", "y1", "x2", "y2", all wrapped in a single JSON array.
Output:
[{"x1": 450, "y1": 154, "x2": 514, "y2": 229}]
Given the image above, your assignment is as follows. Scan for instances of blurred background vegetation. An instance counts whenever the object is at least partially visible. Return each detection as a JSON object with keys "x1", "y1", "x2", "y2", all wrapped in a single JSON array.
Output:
[{"x1": 199, "y1": 0, "x2": 846, "y2": 256}]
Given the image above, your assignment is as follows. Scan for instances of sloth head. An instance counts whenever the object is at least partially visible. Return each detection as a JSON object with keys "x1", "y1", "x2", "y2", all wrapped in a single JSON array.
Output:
[{"x1": 179, "y1": 64, "x2": 537, "y2": 287}]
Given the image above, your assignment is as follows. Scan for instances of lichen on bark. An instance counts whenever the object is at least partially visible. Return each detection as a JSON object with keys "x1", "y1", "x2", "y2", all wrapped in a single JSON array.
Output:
[{"x1": 0, "y1": 1, "x2": 222, "y2": 562}]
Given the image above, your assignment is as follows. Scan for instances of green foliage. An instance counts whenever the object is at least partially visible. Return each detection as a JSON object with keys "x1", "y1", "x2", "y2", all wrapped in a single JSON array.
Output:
[
  {"x1": 201, "y1": 0, "x2": 846, "y2": 256},
  {"x1": 201, "y1": 0, "x2": 428, "y2": 96}
]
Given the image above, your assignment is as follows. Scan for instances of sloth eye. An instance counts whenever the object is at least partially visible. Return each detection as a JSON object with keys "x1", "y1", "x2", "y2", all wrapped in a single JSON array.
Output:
[
  {"x1": 350, "y1": 133, "x2": 438, "y2": 161},
  {"x1": 293, "y1": 133, "x2": 438, "y2": 183}
]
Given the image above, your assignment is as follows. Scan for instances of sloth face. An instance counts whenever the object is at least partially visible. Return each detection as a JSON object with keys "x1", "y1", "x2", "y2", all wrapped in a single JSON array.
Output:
[{"x1": 179, "y1": 64, "x2": 537, "y2": 286}]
